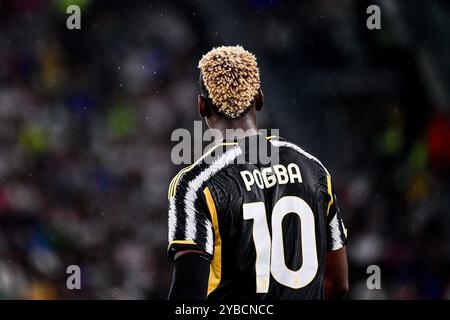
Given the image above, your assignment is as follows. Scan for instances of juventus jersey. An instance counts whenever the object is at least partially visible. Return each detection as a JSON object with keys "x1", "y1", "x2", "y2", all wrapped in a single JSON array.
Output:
[{"x1": 167, "y1": 135, "x2": 347, "y2": 300}]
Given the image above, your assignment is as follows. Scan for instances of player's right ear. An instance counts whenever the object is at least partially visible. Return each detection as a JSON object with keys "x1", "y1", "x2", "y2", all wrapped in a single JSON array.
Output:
[
  {"x1": 198, "y1": 95, "x2": 208, "y2": 118},
  {"x1": 255, "y1": 88, "x2": 264, "y2": 111}
]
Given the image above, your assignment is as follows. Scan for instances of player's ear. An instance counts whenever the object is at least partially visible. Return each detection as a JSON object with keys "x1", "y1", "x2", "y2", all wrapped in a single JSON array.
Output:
[
  {"x1": 255, "y1": 88, "x2": 264, "y2": 111},
  {"x1": 198, "y1": 95, "x2": 208, "y2": 118}
]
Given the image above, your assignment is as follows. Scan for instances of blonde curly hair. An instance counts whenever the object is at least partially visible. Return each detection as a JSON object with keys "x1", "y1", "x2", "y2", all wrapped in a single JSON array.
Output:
[{"x1": 198, "y1": 46, "x2": 260, "y2": 118}]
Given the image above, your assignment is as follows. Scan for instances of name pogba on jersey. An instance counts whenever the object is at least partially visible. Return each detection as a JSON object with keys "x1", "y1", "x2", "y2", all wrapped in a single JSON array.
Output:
[{"x1": 167, "y1": 134, "x2": 347, "y2": 300}]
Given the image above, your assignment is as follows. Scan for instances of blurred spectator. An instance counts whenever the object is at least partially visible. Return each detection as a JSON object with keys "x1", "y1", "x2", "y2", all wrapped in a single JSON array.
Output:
[{"x1": 0, "y1": 0, "x2": 449, "y2": 299}]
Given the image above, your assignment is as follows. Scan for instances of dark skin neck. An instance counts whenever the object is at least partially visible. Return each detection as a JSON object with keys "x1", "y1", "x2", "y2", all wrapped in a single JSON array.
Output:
[
  {"x1": 198, "y1": 88, "x2": 264, "y2": 140},
  {"x1": 206, "y1": 108, "x2": 259, "y2": 140}
]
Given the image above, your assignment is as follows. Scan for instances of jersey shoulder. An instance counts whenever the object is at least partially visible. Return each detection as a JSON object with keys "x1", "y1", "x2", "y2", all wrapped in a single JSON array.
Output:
[
  {"x1": 168, "y1": 141, "x2": 242, "y2": 199},
  {"x1": 271, "y1": 137, "x2": 336, "y2": 217},
  {"x1": 270, "y1": 136, "x2": 331, "y2": 178}
]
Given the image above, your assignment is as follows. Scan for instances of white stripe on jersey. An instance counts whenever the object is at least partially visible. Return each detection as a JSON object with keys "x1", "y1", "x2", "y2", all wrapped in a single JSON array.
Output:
[
  {"x1": 329, "y1": 214, "x2": 345, "y2": 251},
  {"x1": 168, "y1": 197, "x2": 176, "y2": 242},
  {"x1": 206, "y1": 222, "x2": 214, "y2": 255},
  {"x1": 270, "y1": 139, "x2": 330, "y2": 176},
  {"x1": 180, "y1": 145, "x2": 242, "y2": 254}
]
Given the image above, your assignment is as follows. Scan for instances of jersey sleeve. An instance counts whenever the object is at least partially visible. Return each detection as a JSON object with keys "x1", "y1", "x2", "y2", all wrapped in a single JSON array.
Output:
[
  {"x1": 326, "y1": 175, "x2": 348, "y2": 251},
  {"x1": 167, "y1": 172, "x2": 214, "y2": 261}
]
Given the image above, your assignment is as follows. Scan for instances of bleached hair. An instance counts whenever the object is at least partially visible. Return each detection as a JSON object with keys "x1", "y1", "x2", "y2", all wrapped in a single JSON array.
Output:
[{"x1": 198, "y1": 46, "x2": 261, "y2": 118}]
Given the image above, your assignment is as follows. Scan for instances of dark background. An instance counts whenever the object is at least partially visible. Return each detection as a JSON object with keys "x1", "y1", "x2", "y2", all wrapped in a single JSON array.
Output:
[{"x1": 0, "y1": 0, "x2": 449, "y2": 299}]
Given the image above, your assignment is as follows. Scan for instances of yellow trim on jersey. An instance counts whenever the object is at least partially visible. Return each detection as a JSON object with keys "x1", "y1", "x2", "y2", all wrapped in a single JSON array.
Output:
[
  {"x1": 203, "y1": 187, "x2": 222, "y2": 295},
  {"x1": 167, "y1": 240, "x2": 197, "y2": 252},
  {"x1": 168, "y1": 171, "x2": 184, "y2": 199},
  {"x1": 265, "y1": 135, "x2": 279, "y2": 140},
  {"x1": 326, "y1": 175, "x2": 334, "y2": 216},
  {"x1": 168, "y1": 142, "x2": 238, "y2": 199},
  {"x1": 167, "y1": 240, "x2": 197, "y2": 249}
]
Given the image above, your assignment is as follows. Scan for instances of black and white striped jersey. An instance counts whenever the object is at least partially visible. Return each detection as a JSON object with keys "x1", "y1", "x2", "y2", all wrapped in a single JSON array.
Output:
[{"x1": 167, "y1": 135, "x2": 347, "y2": 300}]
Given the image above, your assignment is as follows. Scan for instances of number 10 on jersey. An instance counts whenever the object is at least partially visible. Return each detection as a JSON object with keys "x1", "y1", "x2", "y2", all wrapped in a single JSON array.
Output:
[{"x1": 243, "y1": 196, "x2": 318, "y2": 293}]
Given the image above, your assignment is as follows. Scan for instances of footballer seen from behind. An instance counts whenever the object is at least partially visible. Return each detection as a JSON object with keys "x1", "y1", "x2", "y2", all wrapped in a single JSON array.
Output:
[{"x1": 167, "y1": 46, "x2": 348, "y2": 300}]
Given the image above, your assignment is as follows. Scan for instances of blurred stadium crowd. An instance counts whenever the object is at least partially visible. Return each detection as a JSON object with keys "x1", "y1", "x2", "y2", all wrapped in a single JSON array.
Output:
[{"x1": 0, "y1": 0, "x2": 449, "y2": 299}]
